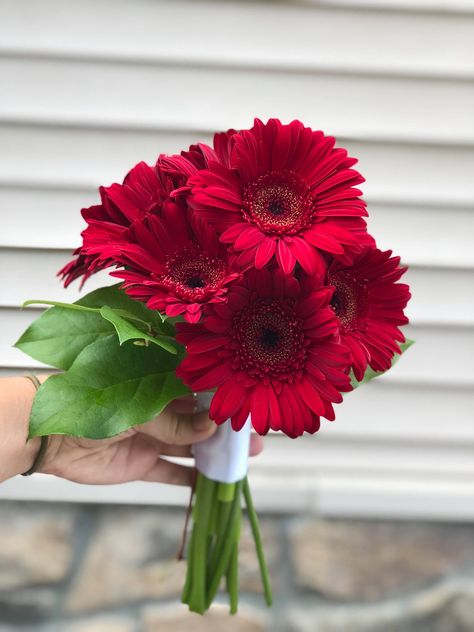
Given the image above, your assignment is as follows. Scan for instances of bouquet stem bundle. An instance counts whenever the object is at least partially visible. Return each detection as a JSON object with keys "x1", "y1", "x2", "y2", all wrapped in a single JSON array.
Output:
[{"x1": 182, "y1": 473, "x2": 272, "y2": 614}]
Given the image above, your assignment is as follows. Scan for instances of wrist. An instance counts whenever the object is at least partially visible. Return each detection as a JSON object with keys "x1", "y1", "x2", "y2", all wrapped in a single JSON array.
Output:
[{"x1": 0, "y1": 376, "x2": 48, "y2": 481}]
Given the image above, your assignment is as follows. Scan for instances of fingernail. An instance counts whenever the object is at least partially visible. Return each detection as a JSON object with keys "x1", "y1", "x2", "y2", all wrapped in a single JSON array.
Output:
[{"x1": 192, "y1": 412, "x2": 212, "y2": 432}]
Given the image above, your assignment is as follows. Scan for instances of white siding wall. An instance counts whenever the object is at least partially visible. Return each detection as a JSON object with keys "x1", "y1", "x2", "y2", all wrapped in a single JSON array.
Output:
[{"x1": 0, "y1": 0, "x2": 473, "y2": 519}]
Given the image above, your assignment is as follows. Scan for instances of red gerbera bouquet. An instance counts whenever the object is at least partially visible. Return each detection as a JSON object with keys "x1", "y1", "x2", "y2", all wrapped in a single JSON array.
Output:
[{"x1": 15, "y1": 118, "x2": 412, "y2": 615}]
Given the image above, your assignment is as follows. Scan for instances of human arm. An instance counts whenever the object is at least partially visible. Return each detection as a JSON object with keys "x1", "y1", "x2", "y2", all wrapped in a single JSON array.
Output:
[{"x1": 0, "y1": 376, "x2": 263, "y2": 485}]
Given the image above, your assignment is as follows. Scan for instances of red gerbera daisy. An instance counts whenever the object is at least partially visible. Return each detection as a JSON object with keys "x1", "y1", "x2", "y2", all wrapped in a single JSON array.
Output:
[
  {"x1": 188, "y1": 118, "x2": 372, "y2": 276},
  {"x1": 59, "y1": 157, "x2": 239, "y2": 323},
  {"x1": 327, "y1": 247, "x2": 411, "y2": 381},
  {"x1": 109, "y1": 207, "x2": 240, "y2": 323},
  {"x1": 176, "y1": 268, "x2": 352, "y2": 437},
  {"x1": 58, "y1": 137, "x2": 227, "y2": 288},
  {"x1": 58, "y1": 161, "x2": 169, "y2": 287}
]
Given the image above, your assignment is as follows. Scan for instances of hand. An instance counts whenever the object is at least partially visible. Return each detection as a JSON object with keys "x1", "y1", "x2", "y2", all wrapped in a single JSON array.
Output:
[{"x1": 39, "y1": 395, "x2": 264, "y2": 486}]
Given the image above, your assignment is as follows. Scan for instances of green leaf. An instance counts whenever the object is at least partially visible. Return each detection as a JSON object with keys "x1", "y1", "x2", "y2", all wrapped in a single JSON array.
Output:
[
  {"x1": 77, "y1": 284, "x2": 170, "y2": 333},
  {"x1": 15, "y1": 307, "x2": 115, "y2": 370},
  {"x1": 15, "y1": 285, "x2": 178, "y2": 368},
  {"x1": 29, "y1": 335, "x2": 189, "y2": 439},
  {"x1": 350, "y1": 339, "x2": 414, "y2": 389},
  {"x1": 99, "y1": 306, "x2": 178, "y2": 355}
]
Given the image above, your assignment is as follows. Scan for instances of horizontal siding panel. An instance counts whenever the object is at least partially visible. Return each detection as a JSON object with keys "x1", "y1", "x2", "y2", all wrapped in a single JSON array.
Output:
[
  {"x1": 327, "y1": 381, "x2": 474, "y2": 443},
  {"x1": 0, "y1": 248, "x2": 471, "y2": 326},
  {"x1": 0, "y1": 123, "x2": 196, "y2": 187},
  {"x1": 0, "y1": 249, "x2": 109, "y2": 307},
  {"x1": 319, "y1": 0, "x2": 474, "y2": 11},
  {"x1": 369, "y1": 205, "x2": 474, "y2": 269},
  {"x1": 253, "y1": 434, "x2": 474, "y2": 479},
  {"x1": 1, "y1": 123, "x2": 473, "y2": 207},
  {"x1": 0, "y1": 0, "x2": 472, "y2": 78},
  {"x1": 0, "y1": 187, "x2": 88, "y2": 250},
  {"x1": 2, "y1": 306, "x2": 473, "y2": 387},
  {"x1": 403, "y1": 266, "x2": 474, "y2": 327},
  {"x1": 1, "y1": 57, "x2": 473, "y2": 145},
  {"x1": 384, "y1": 324, "x2": 474, "y2": 385},
  {"x1": 1, "y1": 0, "x2": 472, "y2": 520}
]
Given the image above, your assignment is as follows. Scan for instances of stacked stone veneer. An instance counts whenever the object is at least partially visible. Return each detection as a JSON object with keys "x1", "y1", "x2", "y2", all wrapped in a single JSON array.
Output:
[{"x1": 0, "y1": 501, "x2": 473, "y2": 632}]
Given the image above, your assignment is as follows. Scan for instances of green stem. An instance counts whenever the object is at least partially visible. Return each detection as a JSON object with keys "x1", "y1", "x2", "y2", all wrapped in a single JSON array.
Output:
[
  {"x1": 226, "y1": 531, "x2": 240, "y2": 614},
  {"x1": 207, "y1": 483, "x2": 235, "y2": 581},
  {"x1": 206, "y1": 480, "x2": 243, "y2": 608},
  {"x1": 243, "y1": 477, "x2": 272, "y2": 607},
  {"x1": 22, "y1": 299, "x2": 99, "y2": 312},
  {"x1": 217, "y1": 482, "x2": 236, "y2": 502},
  {"x1": 188, "y1": 474, "x2": 217, "y2": 614},
  {"x1": 206, "y1": 488, "x2": 233, "y2": 583},
  {"x1": 181, "y1": 530, "x2": 194, "y2": 605}
]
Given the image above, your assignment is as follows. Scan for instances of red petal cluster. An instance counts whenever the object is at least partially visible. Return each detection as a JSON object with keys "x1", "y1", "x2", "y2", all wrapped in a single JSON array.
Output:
[
  {"x1": 328, "y1": 247, "x2": 411, "y2": 380},
  {"x1": 177, "y1": 269, "x2": 352, "y2": 436},
  {"x1": 59, "y1": 152, "x2": 239, "y2": 323},
  {"x1": 60, "y1": 118, "x2": 411, "y2": 437},
  {"x1": 188, "y1": 118, "x2": 373, "y2": 275}
]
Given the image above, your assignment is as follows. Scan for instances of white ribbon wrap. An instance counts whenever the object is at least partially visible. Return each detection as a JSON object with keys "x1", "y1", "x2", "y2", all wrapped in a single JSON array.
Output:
[{"x1": 192, "y1": 392, "x2": 251, "y2": 484}]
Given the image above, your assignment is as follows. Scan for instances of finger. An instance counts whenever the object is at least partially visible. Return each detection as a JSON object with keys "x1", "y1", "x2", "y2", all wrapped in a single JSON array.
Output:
[
  {"x1": 141, "y1": 458, "x2": 194, "y2": 486},
  {"x1": 249, "y1": 433, "x2": 264, "y2": 457},
  {"x1": 159, "y1": 444, "x2": 193, "y2": 458},
  {"x1": 139, "y1": 409, "x2": 217, "y2": 446},
  {"x1": 170, "y1": 394, "x2": 197, "y2": 415}
]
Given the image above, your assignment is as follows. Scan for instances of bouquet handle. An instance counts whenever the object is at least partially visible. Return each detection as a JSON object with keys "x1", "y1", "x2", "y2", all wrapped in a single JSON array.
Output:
[{"x1": 181, "y1": 396, "x2": 272, "y2": 614}]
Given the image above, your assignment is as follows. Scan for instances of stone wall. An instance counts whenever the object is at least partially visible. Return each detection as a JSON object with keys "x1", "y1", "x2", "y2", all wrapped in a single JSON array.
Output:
[{"x1": 0, "y1": 501, "x2": 473, "y2": 632}]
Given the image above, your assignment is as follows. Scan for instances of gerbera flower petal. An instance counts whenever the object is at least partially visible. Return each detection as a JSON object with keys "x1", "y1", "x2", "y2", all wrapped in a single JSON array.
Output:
[
  {"x1": 187, "y1": 334, "x2": 230, "y2": 354},
  {"x1": 251, "y1": 383, "x2": 271, "y2": 434},
  {"x1": 210, "y1": 380, "x2": 246, "y2": 421},
  {"x1": 303, "y1": 228, "x2": 345, "y2": 254},
  {"x1": 220, "y1": 223, "x2": 252, "y2": 243},
  {"x1": 285, "y1": 236, "x2": 326, "y2": 276},
  {"x1": 277, "y1": 385, "x2": 296, "y2": 437},
  {"x1": 266, "y1": 384, "x2": 283, "y2": 432},
  {"x1": 190, "y1": 363, "x2": 234, "y2": 392},
  {"x1": 234, "y1": 226, "x2": 266, "y2": 250},
  {"x1": 230, "y1": 402, "x2": 251, "y2": 431},
  {"x1": 276, "y1": 240, "x2": 297, "y2": 275},
  {"x1": 254, "y1": 238, "x2": 277, "y2": 269},
  {"x1": 296, "y1": 378, "x2": 326, "y2": 416}
]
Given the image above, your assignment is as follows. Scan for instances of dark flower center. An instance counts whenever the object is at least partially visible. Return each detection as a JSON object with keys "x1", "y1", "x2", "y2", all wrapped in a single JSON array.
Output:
[
  {"x1": 329, "y1": 271, "x2": 368, "y2": 332},
  {"x1": 163, "y1": 244, "x2": 228, "y2": 301},
  {"x1": 268, "y1": 201, "x2": 285, "y2": 217},
  {"x1": 243, "y1": 171, "x2": 313, "y2": 235},
  {"x1": 261, "y1": 327, "x2": 280, "y2": 349},
  {"x1": 186, "y1": 275, "x2": 205, "y2": 289},
  {"x1": 232, "y1": 297, "x2": 306, "y2": 379}
]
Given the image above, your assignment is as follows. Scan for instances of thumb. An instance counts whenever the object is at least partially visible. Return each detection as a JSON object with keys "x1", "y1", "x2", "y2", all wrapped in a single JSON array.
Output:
[{"x1": 139, "y1": 407, "x2": 217, "y2": 446}]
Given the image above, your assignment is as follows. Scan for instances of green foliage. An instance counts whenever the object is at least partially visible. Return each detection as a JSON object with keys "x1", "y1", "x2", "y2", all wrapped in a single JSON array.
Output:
[
  {"x1": 350, "y1": 339, "x2": 414, "y2": 389},
  {"x1": 15, "y1": 305, "x2": 114, "y2": 370},
  {"x1": 15, "y1": 285, "x2": 179, "y2": 368},
  {"x1": 15, "y1": 285, "x2": 189, "y2": 439},
  {"x1": 99, "y1": 306, "x2": 178, "y2": 354},
  {"x1": 77, "y1": 284, "x2": 167, "y2": 330},
  {"x1": 29, "y1": 335, "x2": 189, "y2": 438}
]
